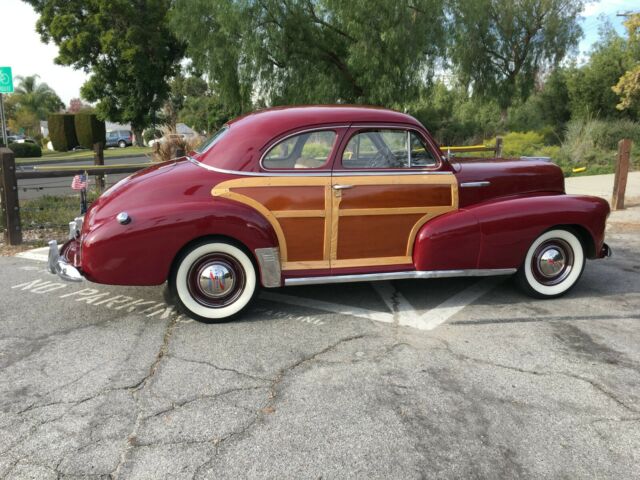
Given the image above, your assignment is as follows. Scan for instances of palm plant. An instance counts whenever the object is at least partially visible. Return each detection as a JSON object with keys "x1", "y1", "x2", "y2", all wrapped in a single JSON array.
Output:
[{"x1": 12, "y1": 75, "x2": 64, "y2": 120}]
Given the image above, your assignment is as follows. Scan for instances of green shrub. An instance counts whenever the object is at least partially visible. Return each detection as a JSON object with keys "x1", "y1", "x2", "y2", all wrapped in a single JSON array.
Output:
[
  {"x1": 8, "y1": 142, "x2": 42, "y2": 158},
  {"x1": 143, "y1": 128, "x2": 162, "y2": 144},
  {"x1": 501, "y1": 131, "x2": 545, "y2": 157},
  {"x1": 74, "y1": 113, "x2": 106, "y2": 149},
  {"x1": 48, "y1": 114, "x2": 78, "y2": 151}
]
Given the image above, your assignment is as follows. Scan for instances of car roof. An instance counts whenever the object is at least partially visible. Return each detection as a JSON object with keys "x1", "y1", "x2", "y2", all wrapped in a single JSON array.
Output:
[{"x1": 195, "y1": 105, "x2": 425, "y2": 172}]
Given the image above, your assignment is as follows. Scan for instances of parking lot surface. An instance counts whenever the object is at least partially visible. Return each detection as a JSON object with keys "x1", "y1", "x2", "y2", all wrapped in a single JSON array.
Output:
[{"x1": 0, "y1": 232, "x2": 639, "y2": 479}]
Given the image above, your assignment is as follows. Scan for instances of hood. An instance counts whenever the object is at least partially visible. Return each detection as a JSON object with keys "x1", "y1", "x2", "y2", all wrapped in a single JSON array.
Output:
[{"x1": 453, "y1": 157, "x2": 565, "y2": 208}]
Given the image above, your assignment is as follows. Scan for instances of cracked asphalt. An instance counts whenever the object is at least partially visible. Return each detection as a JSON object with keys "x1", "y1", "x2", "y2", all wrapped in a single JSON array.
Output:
[{"x1": 0, "y1": 231, "x2": 639, "y2": 479}]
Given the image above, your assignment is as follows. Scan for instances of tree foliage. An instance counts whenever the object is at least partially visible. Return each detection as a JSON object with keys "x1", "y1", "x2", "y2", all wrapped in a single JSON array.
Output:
[
  {"x1": 449, "y1": 0, "x2": 583, "y2": 115},
  {"x1": 10, "y1": 75, "x2": 64, "y2": 120},
  {"x1": 25, "y1": 0, "x2": 184, "y2": 142},
  {"x1": 613, "y1": 14, "x2": 640, "y2": 114},
  {"x1": 566, "y1": 25, "x2": 630, "y2": 119},
  {"x1": 170, "y1": 0, "x2": 447, "y2": 115}
]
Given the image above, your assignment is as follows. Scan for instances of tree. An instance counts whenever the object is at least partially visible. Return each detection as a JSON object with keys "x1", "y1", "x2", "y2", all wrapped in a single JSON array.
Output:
[
  {"x1": 68, "y1": 98, "x2": 93, "y2": 114},
  {"x1": 613, "y1": 14, "x2": 640, "y2": 114},
  {"x1": 25, "y1": 0, "x2": 184, "y2": 144},
  {"x1": 449, "y1": 0, "x2": 584, "y2": 119},
  {"x1": 10, "y1": 75, "x2": 64, "y2": 120},
  {"x1": 566, "y1": 25, "x2": 631, "y2": 119},
  {"x1": 170, "y1": 0, "x2": 447, "y2": 114}
]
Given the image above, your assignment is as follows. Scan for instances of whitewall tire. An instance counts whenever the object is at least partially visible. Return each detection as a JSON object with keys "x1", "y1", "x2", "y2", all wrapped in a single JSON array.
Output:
[
  {"x1": 170, "y1": 240, "x2": 257, "y2": 322},
  {"x1": 516, "y1": 229, "x2": 585, "y2": 298}
]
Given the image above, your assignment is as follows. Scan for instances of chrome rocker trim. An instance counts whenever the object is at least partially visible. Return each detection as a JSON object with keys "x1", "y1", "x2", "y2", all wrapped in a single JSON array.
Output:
[
  {"x1": 48, "y1": 240, "x2": 83, "y2": 282},
  {"x1": 284, "y1": 268, "x2": 517, "y2": 286}
]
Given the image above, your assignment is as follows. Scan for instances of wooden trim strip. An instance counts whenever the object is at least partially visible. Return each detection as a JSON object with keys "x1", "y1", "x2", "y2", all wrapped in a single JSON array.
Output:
[
  {"x1": 339, "y1": 206, "x2": 431, "y2": 216},
  {"x1": 272, "y1": 210, "x2": 325, "y2": 218},
  {"x1": 283, "y1": 260, "x2": 331, "y2": 271},
  {"x1": 331, "y1": 256, "x2": 412, "y2": 269}
]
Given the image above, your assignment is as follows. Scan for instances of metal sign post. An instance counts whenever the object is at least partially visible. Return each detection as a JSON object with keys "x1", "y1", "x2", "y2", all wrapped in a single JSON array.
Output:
[
  {"x1": 0, "y1": 93, "x2": 7, "y2": 146},
  {"x1": 0, "y1": 67, "x2": 14, "y2": 146}
]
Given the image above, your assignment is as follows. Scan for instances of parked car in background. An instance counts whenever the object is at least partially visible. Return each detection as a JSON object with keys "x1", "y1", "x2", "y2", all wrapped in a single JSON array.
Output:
[
  {"x1": 8, "y1": 134, "x2": 37, "y2": 144},
  {"x1": 48, "y1": 106, "x2": 611, "y2": 323},
  {"x1": 105, "y1": 130, "x2": 133, "y2": 148}
]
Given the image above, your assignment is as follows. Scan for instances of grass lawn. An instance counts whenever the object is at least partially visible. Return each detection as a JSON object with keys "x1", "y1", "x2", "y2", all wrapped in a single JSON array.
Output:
[{"x1": 18, "y1": 146, "x2": 153, "y2": 163}]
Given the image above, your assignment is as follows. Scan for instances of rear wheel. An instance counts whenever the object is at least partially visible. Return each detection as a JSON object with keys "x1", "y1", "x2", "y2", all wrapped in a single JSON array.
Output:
[
  {"x1": 118, "y1": 140, "x2": 127, "y2": 148},
  {"x1": 516, "y1": 229, "x2": 585, "y2": 299},
  {"x1": 170, "y1": 240, "x2": 257, "y2": 323}
]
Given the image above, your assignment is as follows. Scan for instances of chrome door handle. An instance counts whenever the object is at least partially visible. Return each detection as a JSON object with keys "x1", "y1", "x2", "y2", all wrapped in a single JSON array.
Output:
[
  {"x1": 332, "y1": 184, "x2": 354, "y2": 190},
  {"x1": 460, "y1": 181, "x2": 490, "y2": 188}
]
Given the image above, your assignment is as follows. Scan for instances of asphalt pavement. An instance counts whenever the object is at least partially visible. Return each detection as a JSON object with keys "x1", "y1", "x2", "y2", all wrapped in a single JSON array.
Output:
[
  {"x1": 17, "y1": 155, "x2": 148, "y2": 200},
  {"x1": 0, "y1": 231, "x2": 638, "y2": 479}
]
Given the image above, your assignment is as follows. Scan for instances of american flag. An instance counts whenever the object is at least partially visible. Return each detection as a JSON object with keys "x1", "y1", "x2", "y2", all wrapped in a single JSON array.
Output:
[{"x1": 71, "y1": 174, "x2": 88, "y2": 191}]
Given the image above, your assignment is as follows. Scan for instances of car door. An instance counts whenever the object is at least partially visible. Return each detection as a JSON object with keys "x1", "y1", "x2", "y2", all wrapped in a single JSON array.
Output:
[{"x1": 329, "y1": 126, "x2": 459, "y2": 271}]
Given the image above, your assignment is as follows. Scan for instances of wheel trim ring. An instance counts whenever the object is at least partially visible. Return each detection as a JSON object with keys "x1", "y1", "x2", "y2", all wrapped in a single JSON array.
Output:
[
  {"x1": 186, "y1": 253, "x2": 246, "y2": 308},
  {"x1": 531, "y1": 238, "x2": 574, "y2": 286}
]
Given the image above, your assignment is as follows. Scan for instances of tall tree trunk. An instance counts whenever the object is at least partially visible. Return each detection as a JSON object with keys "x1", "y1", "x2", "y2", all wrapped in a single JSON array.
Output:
[{"x1": 132, "y1": 126, "x2": 144, "y2": 147}]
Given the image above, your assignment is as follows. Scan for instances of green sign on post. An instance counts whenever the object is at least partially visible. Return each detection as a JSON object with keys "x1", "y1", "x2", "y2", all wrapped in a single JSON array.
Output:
[{"x1": 0, "y1": 67, "x2": 14, "y2": 94}]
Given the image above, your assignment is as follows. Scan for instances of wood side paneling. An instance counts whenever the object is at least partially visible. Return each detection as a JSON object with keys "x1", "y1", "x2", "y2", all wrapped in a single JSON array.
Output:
[
  {"x1": 337, "y1": 214, "x2": 424, "y2": 259},
  {"x1": 340, "y1": 184, "x2": 451, "y2": 209},
  {"x1": 234, "y1": 186, "x2": 325, "y2": 210},
  {"x1": 279, "y1": 217, "x2": 325, "y2": 261}
]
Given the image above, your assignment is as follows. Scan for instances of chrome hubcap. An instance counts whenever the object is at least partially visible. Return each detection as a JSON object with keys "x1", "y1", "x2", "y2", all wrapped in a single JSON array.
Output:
[
  {"x1": 187, "y1": 253, "x2": 246, "y2": 308},
  {"x1": 538, "y1": 247, "x2": 565, "y2": 278},
  {"x1": 197, "y1": 263, "x2": 235, "y2": 299},
  {"x1": 531, "y1": 239, "x2": 574, "y2": 286}
]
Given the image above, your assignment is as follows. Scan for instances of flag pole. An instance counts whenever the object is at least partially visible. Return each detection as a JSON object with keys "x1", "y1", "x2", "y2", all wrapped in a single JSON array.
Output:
[{"x1": 81, "y1": 170, "x2": 88, "y2": 214}]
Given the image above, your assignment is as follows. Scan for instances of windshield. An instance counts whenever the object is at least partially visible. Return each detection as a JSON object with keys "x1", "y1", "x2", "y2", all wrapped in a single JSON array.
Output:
[{"x1": 195, "y1": 126, "x2": 229, "y2": 154}]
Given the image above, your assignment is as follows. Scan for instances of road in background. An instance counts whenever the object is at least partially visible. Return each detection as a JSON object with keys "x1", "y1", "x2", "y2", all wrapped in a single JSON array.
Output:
[{"x1": 16, "y1": 155, "x2": 148, "y2": 199}]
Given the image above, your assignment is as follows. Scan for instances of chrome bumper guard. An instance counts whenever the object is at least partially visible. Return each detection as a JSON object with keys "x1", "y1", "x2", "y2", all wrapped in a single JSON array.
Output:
[
  {"x1": 48, "y1": 240, "x2": 83, "y2": 282},
  {"x1": 601, "y1": 243, "x2": 612, "y2": 258}
]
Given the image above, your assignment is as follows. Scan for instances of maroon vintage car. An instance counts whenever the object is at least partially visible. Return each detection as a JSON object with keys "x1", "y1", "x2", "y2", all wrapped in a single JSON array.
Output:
[{"x1": 48, "y1": 106, "x2": 611, "y2": 322}]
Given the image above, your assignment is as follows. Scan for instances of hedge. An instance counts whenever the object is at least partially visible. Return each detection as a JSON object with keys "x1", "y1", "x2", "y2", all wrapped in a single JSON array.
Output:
[
  {"x1": 48, "y1": 113, "x2": 78, "y2": 152},
  {"x1": 8, "y1": 142, "x2": 42, "y2": 158},
  {"x1": 74, "y1": 113, "x2": 106, "y2": 149}
]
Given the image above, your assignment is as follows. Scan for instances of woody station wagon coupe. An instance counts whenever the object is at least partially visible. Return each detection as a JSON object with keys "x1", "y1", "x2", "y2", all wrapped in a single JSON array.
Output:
[{"x1": 48, "y1": 106, "x2": 611, "y2": 322}]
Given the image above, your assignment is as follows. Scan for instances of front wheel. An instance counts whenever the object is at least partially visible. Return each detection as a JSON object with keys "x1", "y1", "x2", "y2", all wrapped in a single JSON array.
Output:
[
  {"x1": 170, "y1": 240, "x2": 257, "y2": 323},
  {"x1": 516, "y1": 229, "x2": 585, "y2": 299}
]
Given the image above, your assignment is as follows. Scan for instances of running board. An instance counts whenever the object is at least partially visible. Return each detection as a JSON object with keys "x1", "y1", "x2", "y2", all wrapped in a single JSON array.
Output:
[{"x1": 284, "y1": 268, "x2": 517, "y2": 286}]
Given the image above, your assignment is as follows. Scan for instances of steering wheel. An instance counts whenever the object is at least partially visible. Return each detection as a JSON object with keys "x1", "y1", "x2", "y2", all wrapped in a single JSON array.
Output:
[{"x1": 369, "y1": 151, "x2": 390, "y2": 168}]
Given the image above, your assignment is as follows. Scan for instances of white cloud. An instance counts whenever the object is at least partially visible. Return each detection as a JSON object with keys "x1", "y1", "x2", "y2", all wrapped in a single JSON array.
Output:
[{"x1": 0, "y1": 0, "x2": 88, "y2": 106}]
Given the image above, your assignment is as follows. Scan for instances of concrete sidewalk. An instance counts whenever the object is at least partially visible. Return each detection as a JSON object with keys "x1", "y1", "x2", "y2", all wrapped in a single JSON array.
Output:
[{"x1": 565, "y1": 171, "x2": 640, "y2": 230}]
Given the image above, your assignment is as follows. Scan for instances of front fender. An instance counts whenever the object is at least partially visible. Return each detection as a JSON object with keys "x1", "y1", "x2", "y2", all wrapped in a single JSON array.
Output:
[
  {"x1": 81, "y1": 197, "x2": 278, "y2": 286},
  {"x1": 413, "y1": 194, "x2": 609, "y2": 271}
]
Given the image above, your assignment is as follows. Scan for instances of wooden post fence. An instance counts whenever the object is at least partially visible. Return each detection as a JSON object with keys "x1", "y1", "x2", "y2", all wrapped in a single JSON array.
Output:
[
  {"x1": 495, "y1": 136, "x2": 503, "y2": 158},
  {"x1": 0, "y1": 148, "x2": 22, "y2": 245},
  {"x1": 93, "y1": 142, "x2": 105, "y2": 193},
  {"x1": 612, "y1": 138, "x2": 632, "y2": 211}
]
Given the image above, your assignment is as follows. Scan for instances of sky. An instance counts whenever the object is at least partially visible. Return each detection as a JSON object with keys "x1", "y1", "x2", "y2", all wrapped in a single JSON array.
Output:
[{"x1": 0, "y1": 0, "x2": 638, "y2": 106}]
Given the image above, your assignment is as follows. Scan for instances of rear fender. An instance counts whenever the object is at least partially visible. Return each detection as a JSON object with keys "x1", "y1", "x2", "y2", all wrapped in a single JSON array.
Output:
[{"x1": 81, "y1": 197, "x2": 279, "y2": 286}]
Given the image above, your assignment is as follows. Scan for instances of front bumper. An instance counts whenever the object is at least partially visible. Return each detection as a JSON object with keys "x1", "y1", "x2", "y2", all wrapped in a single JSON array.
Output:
[{"x1": 48, "y1": 240, "x2": 83, "y2": 282}]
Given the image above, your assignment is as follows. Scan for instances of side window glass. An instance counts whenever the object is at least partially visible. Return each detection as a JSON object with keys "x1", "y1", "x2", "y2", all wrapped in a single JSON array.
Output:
[
  {"x1": 263, "y1": 131, "x2": 336, "y2": 170},
  {"x1": 410, "y1": 132, "x2": 437, "y2": 167},
  {"x1": 342, "y1": 129, "x2": 436, "y2": 169}
]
